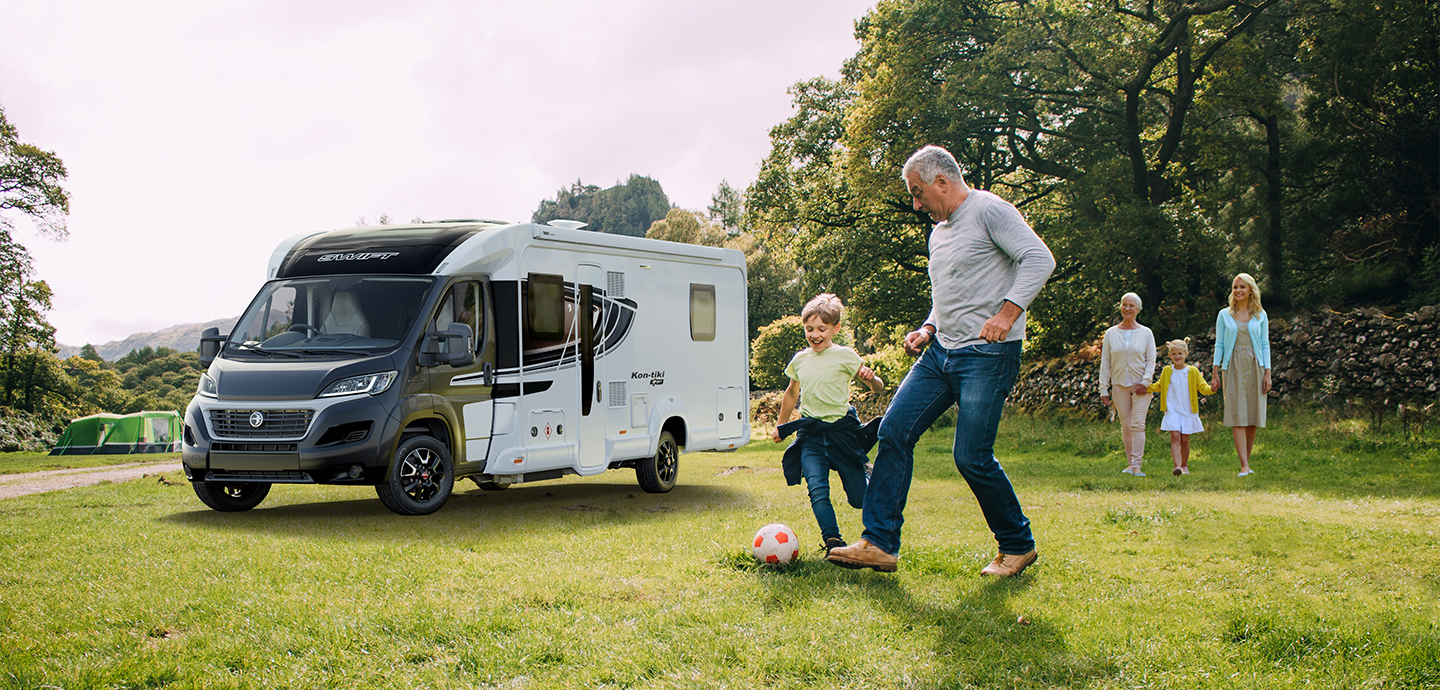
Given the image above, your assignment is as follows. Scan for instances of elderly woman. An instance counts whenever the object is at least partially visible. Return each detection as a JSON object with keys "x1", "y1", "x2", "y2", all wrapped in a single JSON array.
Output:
[
  {"x1": 1210, "y1": 273, "x2": 1271, "y2": 477},
  {"x1": 1099, "y1": 292, "x2": 1157, "y2": 476}
]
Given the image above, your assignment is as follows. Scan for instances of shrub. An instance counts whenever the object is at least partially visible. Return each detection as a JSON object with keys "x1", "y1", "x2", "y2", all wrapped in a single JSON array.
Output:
[{"x1": 750, "y1": 315, "x2": 807, "y2": 389}]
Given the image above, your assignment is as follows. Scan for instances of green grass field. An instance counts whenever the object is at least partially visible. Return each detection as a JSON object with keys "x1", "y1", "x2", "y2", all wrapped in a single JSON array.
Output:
[
  {"x1": 1, "y1": 407, "x2": 1436, "y2": 689},
  {"x1": 0, "y1": 451, "x2": 179, "y2": 475}
]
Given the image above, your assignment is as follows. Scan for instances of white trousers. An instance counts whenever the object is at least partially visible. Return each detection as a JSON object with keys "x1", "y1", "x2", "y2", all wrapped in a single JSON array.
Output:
[{"x1": 1112, "y1": 385, "x2": 1153, "y2": 470}]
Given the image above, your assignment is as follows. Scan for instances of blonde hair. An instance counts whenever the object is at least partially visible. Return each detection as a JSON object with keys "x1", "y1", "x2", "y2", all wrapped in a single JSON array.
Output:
[
  {"x1": 1117, "y1": 292, "x2": 1143, "y2": 310},
  {"x1": 801, "y1": 293, "x2": 844, "y2": 326},
  {"x1": 1227, "y1": 273, "x2": 1265, "y2": 314},
  {"x1": 1165, "y1": 339, "x2": 1189, "y2": 355}
]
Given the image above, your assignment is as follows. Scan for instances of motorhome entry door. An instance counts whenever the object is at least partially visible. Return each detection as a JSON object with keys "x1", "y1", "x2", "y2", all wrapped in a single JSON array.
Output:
[{"x1": 576, "y1": 262, "x2": 607, "y2": 470}]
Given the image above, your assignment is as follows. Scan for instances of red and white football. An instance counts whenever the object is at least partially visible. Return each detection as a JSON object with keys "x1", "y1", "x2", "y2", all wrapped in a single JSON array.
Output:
[{"x1": 751, "y1": 523, "x2": 800, "y2": 565}]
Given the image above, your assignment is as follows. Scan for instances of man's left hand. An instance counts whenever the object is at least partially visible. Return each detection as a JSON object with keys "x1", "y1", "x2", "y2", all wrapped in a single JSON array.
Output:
[{"x1": 980, "y1": 301, "x2": 1023, "y2": 342}]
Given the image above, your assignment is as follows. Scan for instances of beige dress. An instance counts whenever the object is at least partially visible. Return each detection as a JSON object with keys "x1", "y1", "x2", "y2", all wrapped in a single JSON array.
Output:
[{"x1": 1222, "y1": 320, "x2": 1267, "y2": 428}]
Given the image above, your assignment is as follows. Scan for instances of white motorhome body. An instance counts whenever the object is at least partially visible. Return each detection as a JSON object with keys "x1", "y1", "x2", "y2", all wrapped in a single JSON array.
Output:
[{"x1": 182, "y1": 220, "x2": 750, "y2": 515}]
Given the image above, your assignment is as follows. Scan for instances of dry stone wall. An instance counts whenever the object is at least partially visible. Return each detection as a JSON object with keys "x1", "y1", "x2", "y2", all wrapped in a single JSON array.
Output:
[{"x1": 1008, "y1": 306, "x2": 1440, "y2": 415}]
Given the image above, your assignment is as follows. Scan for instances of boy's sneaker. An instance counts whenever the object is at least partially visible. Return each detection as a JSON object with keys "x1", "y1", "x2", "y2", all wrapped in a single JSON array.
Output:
[
  {"x1": 864, "y1": 462, "x2": 873, "y2": 481},
  {"x1": 824, "y1": 537, "x2": 847, "y2": 555}
]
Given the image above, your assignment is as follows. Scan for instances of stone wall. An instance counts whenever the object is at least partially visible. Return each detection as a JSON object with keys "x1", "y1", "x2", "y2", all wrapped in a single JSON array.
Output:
[{"x1": 1008, "y1": 306, "x2": 1440, "y2": 415}]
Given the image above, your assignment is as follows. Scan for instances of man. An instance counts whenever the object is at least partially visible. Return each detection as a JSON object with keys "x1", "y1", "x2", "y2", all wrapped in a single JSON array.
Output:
[{"x1": 827, "y1": 145, "x2": 1055, "y2": 577}]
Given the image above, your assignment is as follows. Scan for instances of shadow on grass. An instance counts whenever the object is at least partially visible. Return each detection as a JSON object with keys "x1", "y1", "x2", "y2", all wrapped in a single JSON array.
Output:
[
  {"x1": 159, "y1": 480, "x2": 746, "y2": 539},
  {"x1": 723, "y1": 551, "x2": 1121, "y2": 686}
]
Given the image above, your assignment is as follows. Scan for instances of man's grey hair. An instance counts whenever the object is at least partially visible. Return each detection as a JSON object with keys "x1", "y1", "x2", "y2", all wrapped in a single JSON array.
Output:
[{"x1": 901, "y1": 145, "x2": 965, "y2": 186}]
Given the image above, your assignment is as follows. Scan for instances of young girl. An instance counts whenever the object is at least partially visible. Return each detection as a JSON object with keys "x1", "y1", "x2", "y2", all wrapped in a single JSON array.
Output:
[{"x1": 1148, "y1": 340, "x2": 1214, "y2": 475}]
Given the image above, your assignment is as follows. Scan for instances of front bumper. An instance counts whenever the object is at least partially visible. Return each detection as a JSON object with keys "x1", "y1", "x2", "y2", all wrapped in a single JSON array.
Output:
[{"x1": 182, "y1": 393, "x2": 401, "y2": 485}]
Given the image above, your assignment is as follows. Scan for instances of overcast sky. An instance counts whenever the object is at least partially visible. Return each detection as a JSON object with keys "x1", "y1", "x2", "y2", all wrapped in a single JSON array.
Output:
[{"x1": 0, "y1": 0, "x2": 871, "y2": 347}]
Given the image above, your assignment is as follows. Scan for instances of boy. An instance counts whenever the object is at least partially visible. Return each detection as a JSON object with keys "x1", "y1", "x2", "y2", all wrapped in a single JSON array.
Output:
[{"x1": 771, "y1": 293, "x2": 886, "y2": 554}]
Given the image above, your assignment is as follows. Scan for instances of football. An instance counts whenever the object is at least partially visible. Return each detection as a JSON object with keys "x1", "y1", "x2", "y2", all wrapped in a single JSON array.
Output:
[{"x1": 751, "y1": 523, "x2": 800, "y2": 565}]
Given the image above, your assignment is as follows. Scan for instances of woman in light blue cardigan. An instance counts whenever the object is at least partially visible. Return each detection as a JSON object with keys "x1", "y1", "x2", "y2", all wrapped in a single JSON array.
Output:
[{"x1": 1209, "y1": 273, "x2": 1271, "y2": 476}]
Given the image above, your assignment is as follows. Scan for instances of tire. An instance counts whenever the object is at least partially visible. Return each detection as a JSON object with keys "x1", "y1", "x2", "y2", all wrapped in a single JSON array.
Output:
[
  {"x1": 376, "y1": 436, "x2": 454, "y2": 515},
  {"x1": 193, "y1": 481, "x2": 271, "y2": 512},
  {"x1": 636, "y1": 430, "x2": 679, "y2": 493}
]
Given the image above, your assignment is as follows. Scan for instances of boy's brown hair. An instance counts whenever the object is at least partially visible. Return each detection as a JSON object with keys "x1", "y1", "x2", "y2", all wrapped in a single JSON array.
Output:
[{"x1": 801, "y1": 293, "x2": 844, "y2": 326}]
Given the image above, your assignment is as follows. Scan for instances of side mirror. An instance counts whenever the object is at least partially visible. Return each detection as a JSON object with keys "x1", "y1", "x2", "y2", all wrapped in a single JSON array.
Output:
[
  {"x1": 199, "y1": 327, "x2": 228, "y2": 368},
  {"x1": 419, "y1": 323, "x2": 474, "y2": 368}
]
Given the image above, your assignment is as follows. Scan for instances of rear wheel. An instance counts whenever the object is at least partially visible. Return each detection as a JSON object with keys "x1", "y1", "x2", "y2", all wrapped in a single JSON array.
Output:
[
  {"x1": 376, "y1": 436, "x2": 454, "y2": 515},
  {"x1": 193, "y1": 482, "x2": 271, "y2": 512},
  {"x1": 636, "y1": 430, "x2": 679, "y2": 493}
]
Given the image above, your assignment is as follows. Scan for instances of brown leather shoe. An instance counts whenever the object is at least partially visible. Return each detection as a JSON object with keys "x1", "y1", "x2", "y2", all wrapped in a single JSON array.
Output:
[
  {"x1": 825, "y1": 539, "x2": 898, "y2": 572},
  {"x1": 979, "y1": 549, "x2": 1038, "y2": 578}
]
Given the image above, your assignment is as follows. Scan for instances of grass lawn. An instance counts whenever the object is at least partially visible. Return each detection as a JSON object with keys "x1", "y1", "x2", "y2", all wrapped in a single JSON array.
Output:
[
  {"x1": 1, "y1": 406, "x2": 1436, "y2": 689},
  {"x1": 0, "y1": 451, "x2": 180, "y2": 476}
]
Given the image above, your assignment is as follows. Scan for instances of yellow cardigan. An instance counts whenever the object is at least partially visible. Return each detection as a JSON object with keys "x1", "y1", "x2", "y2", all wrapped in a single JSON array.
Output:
[{"x1": 1147, "y1": 365, "x2": 1214, "y2": 413}]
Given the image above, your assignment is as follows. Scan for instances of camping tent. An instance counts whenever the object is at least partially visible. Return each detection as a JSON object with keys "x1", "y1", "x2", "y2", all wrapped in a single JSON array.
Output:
[
  {"x1": 49, "y1": 411, "x2": 182, "y2": 455},
  {"x1": 48, "y1": 413, "x2": 123, "y2": 455}
]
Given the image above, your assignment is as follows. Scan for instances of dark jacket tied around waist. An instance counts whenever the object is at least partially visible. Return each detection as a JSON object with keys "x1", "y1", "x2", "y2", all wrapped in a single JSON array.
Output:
[{"x1": 777, "y1": 408, "x2": 883, "y2": 494}]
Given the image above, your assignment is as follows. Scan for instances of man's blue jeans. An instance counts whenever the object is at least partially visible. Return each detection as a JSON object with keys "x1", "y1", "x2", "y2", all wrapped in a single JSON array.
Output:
[{"x1": 860, "y1": 339, "x2": 1034, "y2": 556}]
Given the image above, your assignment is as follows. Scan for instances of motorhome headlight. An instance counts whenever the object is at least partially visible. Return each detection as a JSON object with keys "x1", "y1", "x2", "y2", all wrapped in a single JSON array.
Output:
[
  {"x1": 319, "y1": 371, "x2": 398, "y2": 398},
  {"x1": 198, "y1": 373, "x2": 218, "y2": 398}
]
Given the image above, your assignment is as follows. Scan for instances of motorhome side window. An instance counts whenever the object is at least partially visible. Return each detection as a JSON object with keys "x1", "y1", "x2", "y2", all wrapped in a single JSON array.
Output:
[
  {"x1": 690, "y1": 284, "x2": 716, "y2": 342},
  {"x1": 522, "y1": 273, "x2": 581, "y2": 365},
  {"x1": 433, "y1": 281, "x2": 485, "y2": 353}
]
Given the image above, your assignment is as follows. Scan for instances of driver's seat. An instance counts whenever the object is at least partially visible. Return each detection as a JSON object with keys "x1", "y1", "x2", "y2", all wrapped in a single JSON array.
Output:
[{"x1": 323, "y1": 290, "x2": 371, "y2": 337}]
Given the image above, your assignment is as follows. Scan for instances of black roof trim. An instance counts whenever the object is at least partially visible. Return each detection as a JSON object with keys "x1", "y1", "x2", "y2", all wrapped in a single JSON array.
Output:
[{"x1": 276, "y1": 224, "x2": 500, "y2": 278}]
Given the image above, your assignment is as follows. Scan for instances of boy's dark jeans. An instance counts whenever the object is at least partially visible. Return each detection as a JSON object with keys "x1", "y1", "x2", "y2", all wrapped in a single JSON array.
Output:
[{"x1": 797, "y1": 431, "x2": 868, "y2": 541}]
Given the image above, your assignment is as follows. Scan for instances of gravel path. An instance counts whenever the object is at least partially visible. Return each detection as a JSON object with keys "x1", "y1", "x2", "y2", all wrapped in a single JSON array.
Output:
[{"x1": 0, "y1": 462, "x2": 184, "y2": 499}]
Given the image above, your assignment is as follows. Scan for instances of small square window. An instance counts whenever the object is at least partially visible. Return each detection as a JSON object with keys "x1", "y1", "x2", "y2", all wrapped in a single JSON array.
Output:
[{"x1": 690, "y1": 284, "x2": 716, "y2": 342}]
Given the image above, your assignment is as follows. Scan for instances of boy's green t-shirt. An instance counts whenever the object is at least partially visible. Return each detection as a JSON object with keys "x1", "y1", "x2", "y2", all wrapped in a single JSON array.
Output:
[{"x1": 783, "y1": 344, "x2": 863, "y2": 422}]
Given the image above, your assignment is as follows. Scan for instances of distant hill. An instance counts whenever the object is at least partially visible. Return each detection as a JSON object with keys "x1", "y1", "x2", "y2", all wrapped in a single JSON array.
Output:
[{"x1": 58, "y1": 316, "x2": 239, "y2": 361}]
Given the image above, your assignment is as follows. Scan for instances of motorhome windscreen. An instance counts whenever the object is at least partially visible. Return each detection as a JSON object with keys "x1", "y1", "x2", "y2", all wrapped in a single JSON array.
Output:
[{"x1": 226, "y1": 276, "x2": 437, "y2": 355}]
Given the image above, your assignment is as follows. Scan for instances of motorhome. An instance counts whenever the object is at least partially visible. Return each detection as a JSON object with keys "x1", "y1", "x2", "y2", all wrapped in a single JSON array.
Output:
[{"x1": 182, "y1": 220, "x2": 750, "y2": 515}]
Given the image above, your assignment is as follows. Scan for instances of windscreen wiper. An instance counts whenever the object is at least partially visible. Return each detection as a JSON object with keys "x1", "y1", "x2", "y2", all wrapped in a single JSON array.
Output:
[
  {"x1": 300, "y1": 349, "x2": 368, "y2": 358},
  {"x1": 243, "y1": 346, "x2": 302, "y2": 358}
]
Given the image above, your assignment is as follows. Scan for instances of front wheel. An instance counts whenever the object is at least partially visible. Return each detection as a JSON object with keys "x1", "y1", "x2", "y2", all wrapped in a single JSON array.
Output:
[
  {"x1": 636, "y1": 430, "x2": 679, "y2": 493},
  {"x1": 193, "y1": 481, "x2": 271, "y2": 512},
  {"x1": 376, "y1": 436, "x2": 454, "y2": 515}
]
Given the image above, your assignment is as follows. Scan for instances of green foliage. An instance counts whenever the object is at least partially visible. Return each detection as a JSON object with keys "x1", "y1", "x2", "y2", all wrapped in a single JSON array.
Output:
[
  {"x1": 644, "y1": 208, "x2": 728, "y2": 247},
  {"x1": 749, "y1": 315, "x2": 807, "y2": 389},
  {"x1": 1, "y1": 104, "x2": 70, "y2": 238},
  {"x1": 0, "y1": 406, "x2": 62, "y2": 452},
  {"x1": 858, "y1": 326, "x2": 916, "y2": 394},
  {"x1": 746, "y1": 0, "x2": 1438, "y2": 356},
  {"x1": 531, "y1": 174, "x2": 672, "y2": 237}
]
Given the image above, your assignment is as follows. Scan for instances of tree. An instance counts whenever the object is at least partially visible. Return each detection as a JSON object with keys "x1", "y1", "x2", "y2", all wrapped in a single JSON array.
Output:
[
  {"x1": 707, "y1": 180, "x2": 746, "y2": 232},
  {"x1": 532, "y1": 175, "x2": 673, "y2": 237},
  {"x1": 1287, "y1": 0, "x2": 1439, "y2": 309},
  {"x1": 0, "y1": 105, "x2": 70, "y2": 239},
  {"x1": 646, "y1": 208, "x2": 729, "y2": 247},
  {"x1": 748, "y1": 0, "x2": 1436, "y2": 357}
]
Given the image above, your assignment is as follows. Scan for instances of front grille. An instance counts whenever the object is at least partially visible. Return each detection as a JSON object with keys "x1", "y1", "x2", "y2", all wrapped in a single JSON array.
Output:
[
  {"x1": 210, "y1": 409, "x2": 314, "y2": 439},
  {"x1": 212, "y1": 442, "x2": 299, "y2": 452},
  {"x1": 205, "y1": 470, "x2": 313, "y2": 484}
]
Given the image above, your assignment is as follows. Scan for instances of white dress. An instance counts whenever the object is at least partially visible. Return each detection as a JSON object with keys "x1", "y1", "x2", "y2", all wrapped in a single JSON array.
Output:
[{"x1": 1160, "y1": 366, "x2": 1205, "y2": 434}]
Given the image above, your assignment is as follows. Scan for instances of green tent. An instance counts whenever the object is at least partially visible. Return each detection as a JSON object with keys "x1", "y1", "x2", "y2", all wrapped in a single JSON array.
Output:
[
  {"x1": 48, "y1": 413, "x2": 124, "y2": 455},
  {"x1": 49, "y1": 411, "x2": 181, "y2": 456}
]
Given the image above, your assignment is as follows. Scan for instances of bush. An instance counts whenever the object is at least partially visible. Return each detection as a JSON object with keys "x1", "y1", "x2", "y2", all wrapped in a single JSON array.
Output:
[
  {"x1": 750, "y1": 315, "x2": 807, "y2": 389},
  {"x1": 0, "y1": 407, "x2": 63, "y2": 453}
]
